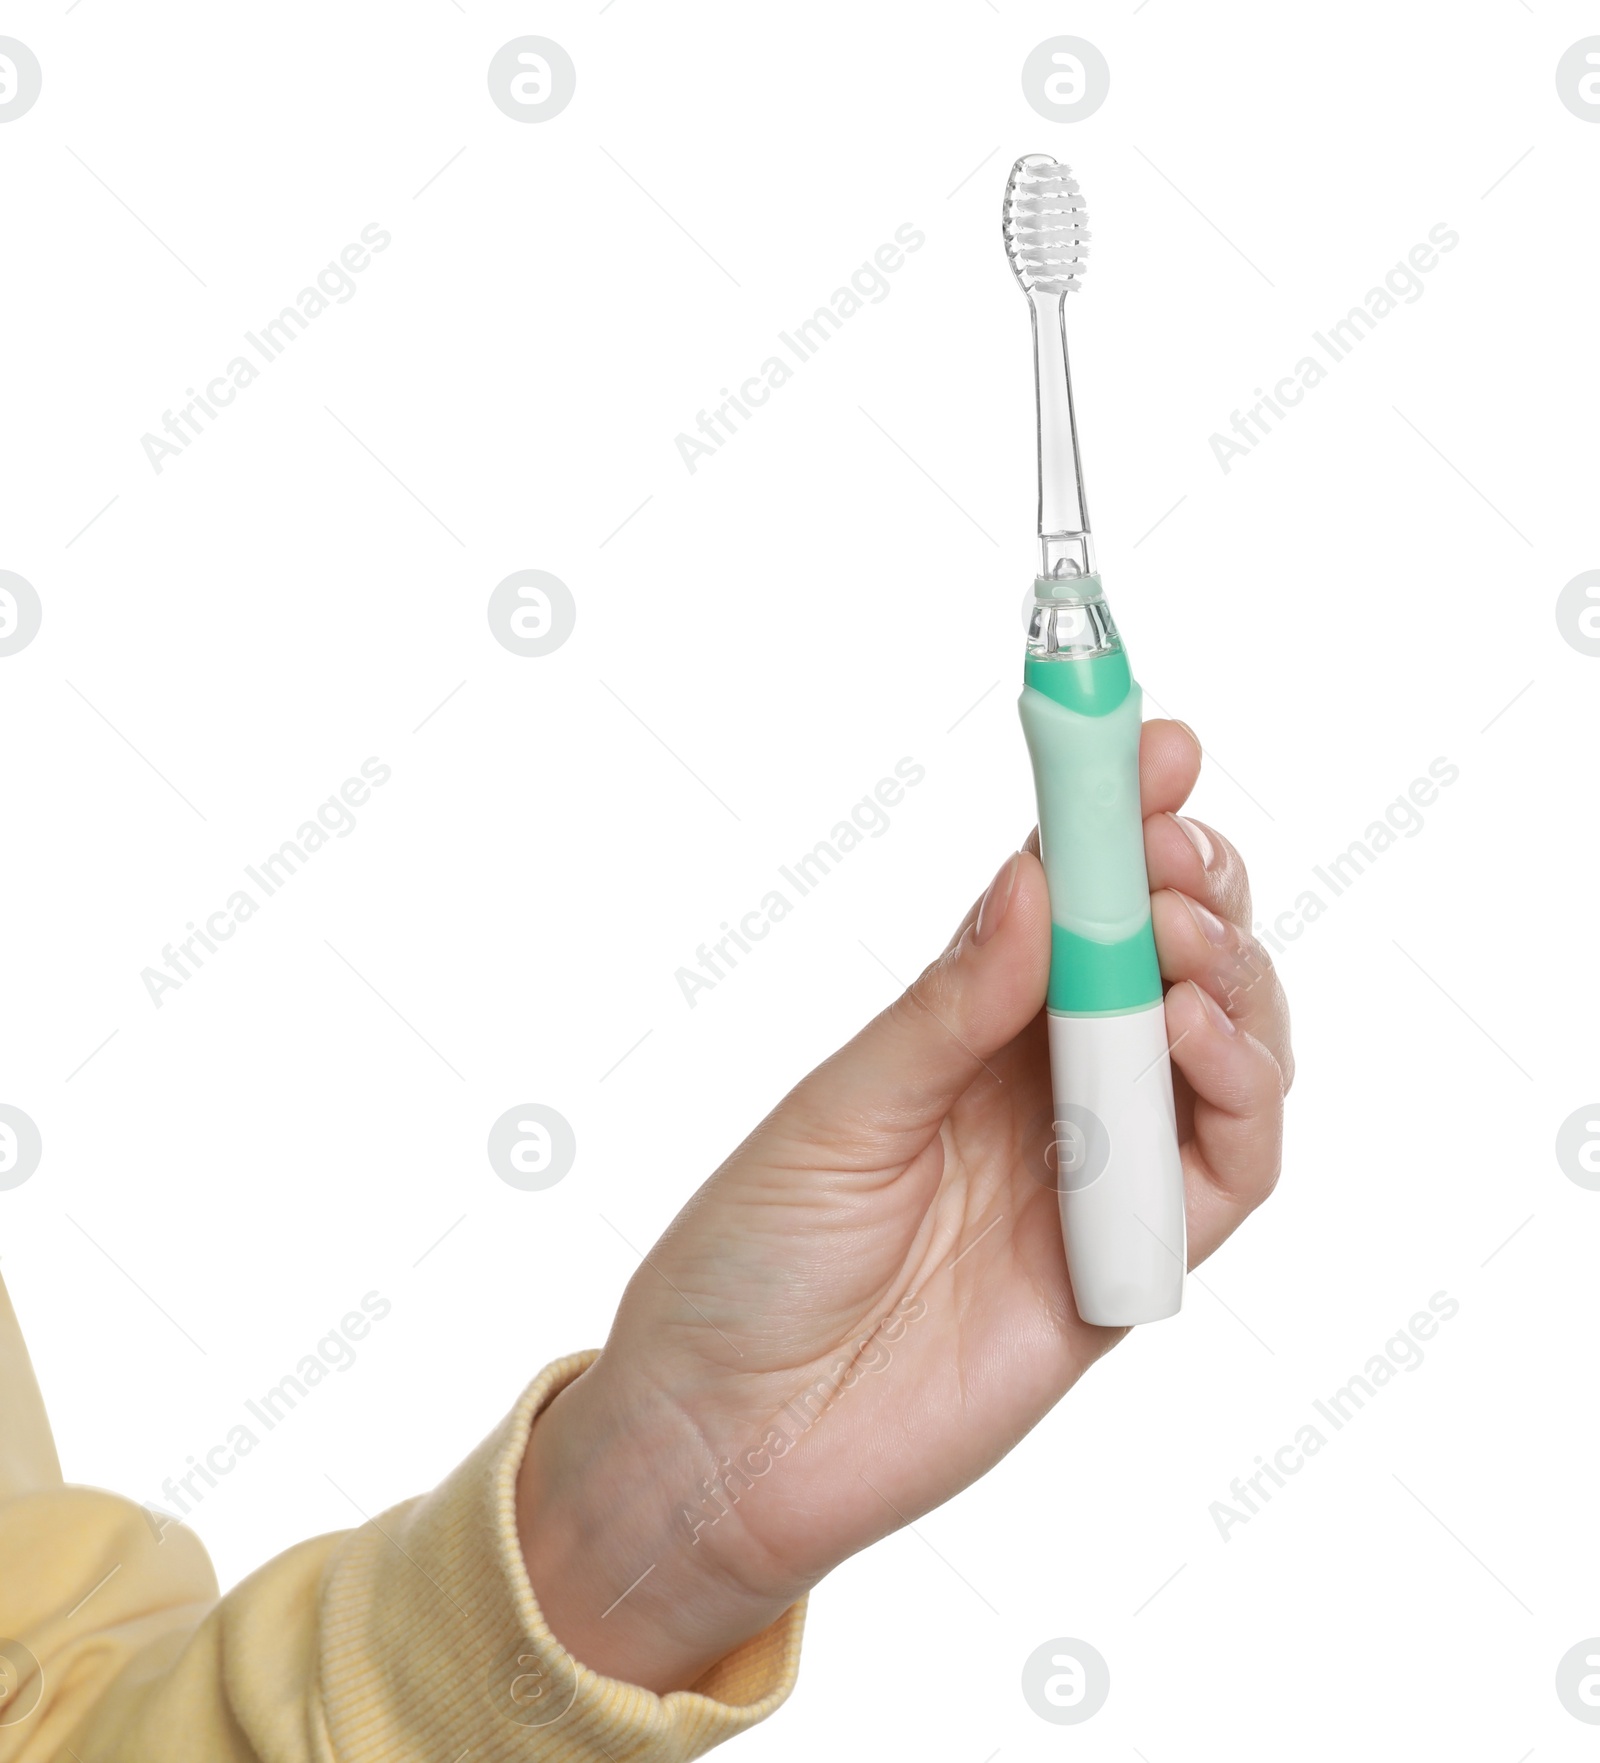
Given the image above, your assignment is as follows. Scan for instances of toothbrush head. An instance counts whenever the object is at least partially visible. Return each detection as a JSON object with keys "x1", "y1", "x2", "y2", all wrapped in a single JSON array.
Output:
[{"x1": 1003, "y1": 154, "x2": 1090, "y2": 299}]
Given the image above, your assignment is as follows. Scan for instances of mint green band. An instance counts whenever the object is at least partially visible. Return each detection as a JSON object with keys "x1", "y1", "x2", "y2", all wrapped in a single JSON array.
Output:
[
  {"x1": 1019, "y1": 645, "x2": 1159, "y2": 1018},
  {"x1": 1047, "y1": 923, "x2": 1162, "y2": 1013},
  {"x1": 1023, "y1": 647, "x2": 1130, "y2": 715}
]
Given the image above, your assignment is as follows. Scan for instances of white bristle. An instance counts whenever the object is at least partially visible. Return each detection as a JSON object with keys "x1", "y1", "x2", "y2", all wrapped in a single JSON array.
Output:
[{"x1": 1003, "y1": 154, "x2": 1090, "y2": 297}]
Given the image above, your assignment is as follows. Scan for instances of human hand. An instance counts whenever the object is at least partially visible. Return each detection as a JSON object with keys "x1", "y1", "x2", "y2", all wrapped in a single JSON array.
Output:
[{"x1": 517, "y1": 719, "x2": 1292, "y2": 1690}]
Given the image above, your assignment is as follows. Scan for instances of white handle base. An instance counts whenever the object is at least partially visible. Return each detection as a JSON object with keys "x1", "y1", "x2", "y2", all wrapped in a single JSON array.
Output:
[{"x1": 1047, "y1": 1005, "x2": 1187, "y2": 1326}]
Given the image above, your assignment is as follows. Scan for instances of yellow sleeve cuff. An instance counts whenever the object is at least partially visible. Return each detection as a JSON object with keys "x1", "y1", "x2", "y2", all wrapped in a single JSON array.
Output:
[{"x1": 319, "y1": 1351, "x2": 807, "y2": 1760}]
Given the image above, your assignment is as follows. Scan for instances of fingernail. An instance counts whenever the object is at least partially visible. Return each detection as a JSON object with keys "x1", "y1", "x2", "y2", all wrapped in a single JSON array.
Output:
[
  {"x1": 1175, "y1": 720, "x2": 1203, "y2": 760},
  {"x1": 974, "y1": 853, "x2": 1020, "y2": 945},
  {"x1": 1172, "y1": 814, "x2": 1215, "y2": 869},
  {"x1": 1182, "y1": 893, "x2": 1230, "y2": 946},
  {"x1": 1191, "y1": 978, "x2": 1236, "y2": 1035}
]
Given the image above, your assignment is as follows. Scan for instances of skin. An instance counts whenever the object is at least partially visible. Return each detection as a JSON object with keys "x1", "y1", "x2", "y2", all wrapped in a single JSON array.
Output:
[{"x1": 517, "y1": 720, "x2": 1293, "y2": 1692}]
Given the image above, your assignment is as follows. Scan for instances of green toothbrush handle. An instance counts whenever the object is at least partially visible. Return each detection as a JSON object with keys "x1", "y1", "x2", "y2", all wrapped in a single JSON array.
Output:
[
  {"x1": 1017, "y1": 629, "x2": 1187, "y2": 1325},
  {"x1": 1018, "y1": 649, "x2": 1162, "y2": 1013}
]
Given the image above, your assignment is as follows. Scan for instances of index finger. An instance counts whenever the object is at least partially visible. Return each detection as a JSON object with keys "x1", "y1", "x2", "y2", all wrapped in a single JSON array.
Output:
[{"x1": 1138, "y1": 718, "x2": 1202, "y2": 818}]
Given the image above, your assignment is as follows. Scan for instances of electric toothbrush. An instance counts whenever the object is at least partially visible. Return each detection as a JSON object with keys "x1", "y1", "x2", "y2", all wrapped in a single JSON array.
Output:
[{"x1": 1004, "y1": 153, "x2": 1187, "y2": 1325}]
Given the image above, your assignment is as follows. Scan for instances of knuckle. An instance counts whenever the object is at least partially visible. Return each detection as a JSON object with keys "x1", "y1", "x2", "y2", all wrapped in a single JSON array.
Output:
[
  {"x1": 1218, "y1": 933, "x2": 1274, "y2": 1004},
  {"x1": 1276, "y1": 1031, "x2": 1296, "y2": 1095},
  {"x1": 897, "y1": 950, "x2": 956, "y2": 1024},
  {"x1": 1251, "y1": 1151, "x2": 1284, "y2": 1206}
]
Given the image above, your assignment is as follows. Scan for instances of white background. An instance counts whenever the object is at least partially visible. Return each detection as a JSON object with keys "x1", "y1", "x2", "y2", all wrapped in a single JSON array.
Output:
[{"x1": 3, "y1": 2, "x2": 1598, "y2": 1757}]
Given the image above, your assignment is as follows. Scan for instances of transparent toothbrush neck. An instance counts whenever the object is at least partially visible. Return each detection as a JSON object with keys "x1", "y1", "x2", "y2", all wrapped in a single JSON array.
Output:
[
  {"x1": 1031, "y1": 288, "x2": 1095, "y2": 581},
  {"x1": 1027, "y1": 573, "x2": 1121, "y2": 660}
]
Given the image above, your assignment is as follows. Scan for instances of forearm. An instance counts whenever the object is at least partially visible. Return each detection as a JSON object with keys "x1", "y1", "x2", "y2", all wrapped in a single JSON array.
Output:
[
  {"x1": 515, "y1": 1355, "x2": 804, "y2": 1693},
  {"x1": 7, "y1": 1353, "x2": 804, "y2": 1760}
]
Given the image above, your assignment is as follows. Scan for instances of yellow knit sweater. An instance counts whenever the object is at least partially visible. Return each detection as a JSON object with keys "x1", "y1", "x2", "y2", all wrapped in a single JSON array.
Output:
[{"x1": 0, "y1": 1276, "x2": 804, "y2": 1759}]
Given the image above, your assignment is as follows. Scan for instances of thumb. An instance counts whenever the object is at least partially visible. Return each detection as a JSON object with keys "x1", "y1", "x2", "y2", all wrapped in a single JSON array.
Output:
[{"x1": 789, "y1": 849, "x2": 1051, "y2": 1150}]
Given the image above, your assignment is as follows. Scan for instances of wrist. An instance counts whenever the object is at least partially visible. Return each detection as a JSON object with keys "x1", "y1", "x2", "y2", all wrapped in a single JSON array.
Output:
[{"x1": 515, "y1": 1355, "x2": 805, "y2": 1692}]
